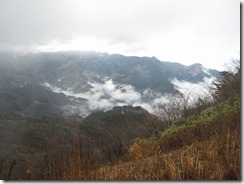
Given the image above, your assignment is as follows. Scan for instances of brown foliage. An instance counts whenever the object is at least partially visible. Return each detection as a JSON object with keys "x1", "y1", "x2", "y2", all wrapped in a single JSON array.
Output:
[{"x1": 94, "y1": 120, "x2": 240, "y2": 180}]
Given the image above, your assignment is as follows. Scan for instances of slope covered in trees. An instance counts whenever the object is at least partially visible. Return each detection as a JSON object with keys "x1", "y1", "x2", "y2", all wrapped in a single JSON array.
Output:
[
  {"x1": 90, "y1": 60, "x2": 241, "y2": 180},
  {"x1": 0, "y1": 60, "x2": 240, "y2": 180}
]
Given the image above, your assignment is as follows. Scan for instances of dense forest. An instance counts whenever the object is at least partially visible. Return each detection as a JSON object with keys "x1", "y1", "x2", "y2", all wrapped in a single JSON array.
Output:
[{"x1": 0, "y1": 60, "x2": 240, "y2": 180}]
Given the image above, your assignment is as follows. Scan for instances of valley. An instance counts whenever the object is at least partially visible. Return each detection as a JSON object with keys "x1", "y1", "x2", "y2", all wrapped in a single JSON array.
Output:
[
  {"x1": 0, "y1": 51, "x2": 240, "y2": 180},
  {"x1": 0, "y1": 51, "x2": 219, "y2": 117}
]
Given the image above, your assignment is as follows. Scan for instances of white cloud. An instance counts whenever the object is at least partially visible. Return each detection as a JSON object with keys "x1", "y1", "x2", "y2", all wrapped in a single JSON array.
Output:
[
  {"x1": 43, "y1": 79, "x2": 142, "y2": 112},
  {"x1": 170, "y1": 77, "x2": 216, "y2": 100},
  {"x1": 0, "y1": 0, "x2": 239, "y2": 70},
  {"x1": 84, "y1": 80, "x2": 142, "y2": 110},
  {"x1": 42, "y1": 73, "x2": 219, "y2": 116}
]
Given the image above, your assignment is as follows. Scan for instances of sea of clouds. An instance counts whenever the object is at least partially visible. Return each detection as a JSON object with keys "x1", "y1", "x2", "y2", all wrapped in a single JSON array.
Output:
[{"x1": 43, "y1": 76, "x2": 216, "y2": 117}]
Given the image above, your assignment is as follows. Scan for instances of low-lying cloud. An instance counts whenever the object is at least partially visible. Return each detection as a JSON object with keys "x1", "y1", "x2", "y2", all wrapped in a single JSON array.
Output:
[
  {"x1": 43, "y1": 79, "x2": 142, "y2": 113},
  {"x1": 170, "y1": 77, "x2": 216, "y2": 100},
  {"x1": 43, "y1": 77, "x2": 216, "y2": 116}
]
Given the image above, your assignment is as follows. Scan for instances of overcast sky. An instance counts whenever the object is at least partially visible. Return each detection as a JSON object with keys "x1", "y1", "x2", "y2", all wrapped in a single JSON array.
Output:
[{"x1": 0, "y1": 0, "x2": 240, "y2": 70}]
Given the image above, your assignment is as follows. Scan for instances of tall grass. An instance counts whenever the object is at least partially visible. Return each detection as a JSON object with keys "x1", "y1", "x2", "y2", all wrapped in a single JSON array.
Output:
[
  {"x1": 1, "y1": 98, "x2": 240, "y2": 180},
  {"x1": 92, "y1": 108, "x2": 240, "y2": 180}
]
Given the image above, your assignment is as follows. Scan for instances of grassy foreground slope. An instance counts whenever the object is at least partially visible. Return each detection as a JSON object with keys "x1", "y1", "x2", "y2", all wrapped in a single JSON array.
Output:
[
  {"x1": 92, "y1": 62, "x2": 241, "y2": 180},
  {"x1": 93, "y1": 95, "x2": 240, "y2": 180}
]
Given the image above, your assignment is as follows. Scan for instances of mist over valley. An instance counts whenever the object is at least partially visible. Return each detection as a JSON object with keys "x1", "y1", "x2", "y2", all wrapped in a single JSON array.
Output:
[{"x1": 0, "y1": 51, "x2": 219, "y2": 117}]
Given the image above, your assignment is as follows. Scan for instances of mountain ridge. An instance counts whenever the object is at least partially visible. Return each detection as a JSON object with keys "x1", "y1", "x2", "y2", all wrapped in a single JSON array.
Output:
[{"x1": 0, "y1": 51, "x2": 219, "y2": 116}]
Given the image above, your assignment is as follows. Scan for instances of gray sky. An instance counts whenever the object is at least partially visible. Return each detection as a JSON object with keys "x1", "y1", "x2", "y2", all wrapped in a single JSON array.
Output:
[{"x1": 0, "y1": 0, "x2": 240, "y2": 70}]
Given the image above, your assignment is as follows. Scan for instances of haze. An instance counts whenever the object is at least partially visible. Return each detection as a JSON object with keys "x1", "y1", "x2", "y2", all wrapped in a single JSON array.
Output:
[{"x1": 0, "y1": 0, "x2": 240, "y2": 70}]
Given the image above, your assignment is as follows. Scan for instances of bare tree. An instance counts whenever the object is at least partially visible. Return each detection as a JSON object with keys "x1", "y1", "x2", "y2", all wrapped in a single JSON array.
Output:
[
  {"x1": 143, "y1": 115, "x2": 166, "y2": 135},
  {"x1": 212, "y1": 59, "x2": 240, "y2": 101},
  {"x1": 156, "y1": 93, "x2": 193, "y2": 125}
]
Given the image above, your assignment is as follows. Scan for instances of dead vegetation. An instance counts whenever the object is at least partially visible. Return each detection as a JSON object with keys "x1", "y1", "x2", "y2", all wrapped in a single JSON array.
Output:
[{"x1": 0, "y1": 60, "x2": 240, "y2": 180}]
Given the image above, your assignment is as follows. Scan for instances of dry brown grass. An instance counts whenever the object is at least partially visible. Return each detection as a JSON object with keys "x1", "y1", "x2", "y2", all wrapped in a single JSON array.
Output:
[
  {"x1": 2, "y1": 101, "x2": 239, "y2": 180},
  {"x1": 42, "y1": 136, "x2": 84, "y2": 180},
  {"x1": 93, "y1": 125, "x2": 240, "y2": 180},
  {"x1": 92, "y1": 109, "x2": 240, "y2": 180}
]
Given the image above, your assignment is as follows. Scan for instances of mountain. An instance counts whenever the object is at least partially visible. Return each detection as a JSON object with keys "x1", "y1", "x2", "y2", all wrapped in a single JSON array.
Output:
[
  {"x1": 0, "y1": 104, "x2": 163, "y2": 177},
  {"x1": 79, "y1": 105, "x2": 163, "y2": 161},
  {"x1": 0, "y1": 51, "x2": 219, "y2": 116},
  {"x1": 0, "y1": 56, "x2": 239, "y2": 180}
]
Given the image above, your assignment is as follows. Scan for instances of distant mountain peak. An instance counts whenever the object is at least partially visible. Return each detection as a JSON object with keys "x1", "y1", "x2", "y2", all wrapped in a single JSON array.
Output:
[
  {"x1": 190, "y1": 63, "x2": 202, "y2": 67},
  {"x1": 0, "y1": 51, "x2": 219, "y2": 117},
  {"x1": 112, "y1": 105, "x2": 150, "y2": 115}
]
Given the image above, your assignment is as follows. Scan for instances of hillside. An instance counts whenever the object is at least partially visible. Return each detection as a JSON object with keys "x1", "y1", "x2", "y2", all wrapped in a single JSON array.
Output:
[
  {"x1": 0, "y1": 51, "x2": 219, "y2": 116},
  {"x1": 91, "y1": 61, "x2": 241, "y2": 180},
  {"x1": 0, "y1": 105, "x2": 163, "y2": 179},
  {"x1": 79, "y1": 105, "x2": 163, "y2": 162},
  {"x1": 0, "y1": 87, "x2": 239, "y2": 180},
  {"x1": 94, "y1": 95, "x2": 240, "y2": 180},
  {"x1": 0, "y1": 56, "x2": 239, "y2": 180}
]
